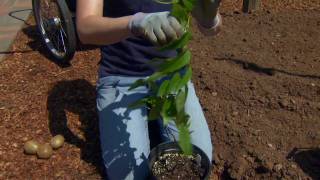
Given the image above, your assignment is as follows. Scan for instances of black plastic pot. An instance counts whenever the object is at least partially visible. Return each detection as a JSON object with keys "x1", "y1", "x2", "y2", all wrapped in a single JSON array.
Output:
[{"x1": 148, "y1": 142, "x2": 211, "y2": 180}]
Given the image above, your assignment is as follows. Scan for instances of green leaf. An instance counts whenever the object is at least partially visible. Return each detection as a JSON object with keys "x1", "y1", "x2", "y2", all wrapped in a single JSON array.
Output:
[
  {"x1": 128, "y1": 98, "x2": 149, "y2": 109},
  {"x1": 161, "y1": 99, "x2": 173, "y2": 125},
  {"x1": 171, "y1": 3, "x2": 188, "y2": 27},
  {"x1": 129, "y1": 79, "x2": 146, "y2": 90},
  {"x1": 182, "y1": 0, "x2": 196, "y2": 12},
  {"x1": 176, "y1": 66, "x2": 192, "y2": 90},
  {"x1": 159, "y1": 50, "x2": 191, "y2": 74},
  {"x1": 157, "y1": 80, "x2": 170, "y2": 97},
  {"x1": 148, "y1": 81, "x2": 159, "y2": 94},
  {"x1": 148, "y1": 97, "x2": 165, "y2": 120},
  {"x1": 178, "y1": 123, "x2": 192, "y2": 155},
  {"x1": 167, "y1": 72, "x2": 181, "y2": 94},
  {"x1": 159, "y1": 32, "x2": 192, "y2": 51},
  {"x1": 175, "y1": 87, "x2": 188, "y2": 113},
  {"x1": 148, "y1": 106, "x2": 160, "y2": 120},
  {"x1": 147, "y1": 72, "x2": 165, "y2": 82},
  {"x1": 147, "y1": 97, "x2": 159, "y2": 106}
]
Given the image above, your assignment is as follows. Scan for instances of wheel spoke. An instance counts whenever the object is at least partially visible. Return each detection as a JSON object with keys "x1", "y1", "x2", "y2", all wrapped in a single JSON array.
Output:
[
  {"x1": 41, "y1": 18, "x2": 50, "y2": 32},
  {"x1": 59, "y1": 29, "x2": 67, "y2": 53},
  {"x1": 49, "y1": 29, "x2": 60, "y2": 53},
  {"x1": 60, "y1": 25, "x2": 67, "y2": 38},
  {"x1": 55, "y1": 30, "x2": 61, "y2": 53}
]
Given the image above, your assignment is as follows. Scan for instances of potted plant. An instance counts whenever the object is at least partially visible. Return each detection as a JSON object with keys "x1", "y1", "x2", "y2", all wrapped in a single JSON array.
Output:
[{"x1": 129, "y1": 0, "x2": 211, "y2": 179}]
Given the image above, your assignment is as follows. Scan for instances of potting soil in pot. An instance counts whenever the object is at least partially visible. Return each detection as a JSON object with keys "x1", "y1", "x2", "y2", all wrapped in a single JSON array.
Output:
[{"x1": 152, "y1": 153, "x2": 205, "y2": 180}]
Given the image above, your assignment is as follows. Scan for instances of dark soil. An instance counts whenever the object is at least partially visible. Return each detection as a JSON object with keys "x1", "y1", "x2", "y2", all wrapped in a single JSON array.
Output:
[
  {"x1": 0, "y1": 0, "x2": 319, "y2": 179},
  {"x1": 152, "y1": 153, "x2": 204, "y2": 180}
]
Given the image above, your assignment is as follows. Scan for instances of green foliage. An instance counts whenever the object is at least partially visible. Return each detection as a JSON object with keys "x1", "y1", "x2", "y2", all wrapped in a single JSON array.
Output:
[
  {"x1": 157, "y1": 80, "x2": 170, "y2": 97},
  {"x1": 128, "y1": 97, "x2": 148, "y2": 109},
  {"x1": 159, "y1": 50, "x2": 191, "y2": 74},
  {"x1": 167, "y1": 72, "x2": 181, "y2": 93},
  {"x1": 159, "y1": 32, "x2": 192, "y2": 51},
  {"x1": 129, "y1": 79, "x2": 146, "y2": 91},
  {"x1": 160, "y1": 97, "x2": 174, "y2": 125},
  {"x1": 148, "y1": 99, "x2": 162, "y2": 120},
  {"x1": 176, "y1": 66, "x2": 192, "y2": 91},
  {"x1": 129, "y1": 0, "x2": 197, "y2": 155},
  {"x1": 175, "y1": 87, "x2": 188, "y2": 113},
  {"x1": 182, "y1": 0, "x2": 196, "y2": 11},
  {"x1": 178, "y1": 122, "x2": 192, "y2": 154}
]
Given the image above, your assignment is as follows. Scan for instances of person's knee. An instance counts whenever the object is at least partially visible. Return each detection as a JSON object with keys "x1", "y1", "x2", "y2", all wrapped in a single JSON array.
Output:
[
  {"x1": 193, "y1": 138, "x2": 213, "y2": 162},
  {"x1": 189, "y1": 124, "x2": 213, "y2": 162},
  {"x1": 102, "y1": 150, "x2": 150, "y2": 180},
  {"x1": 204, "y1": 140, "x2": 213, "y2": 162},
  {"x1": 98, "y1": 106, "x2": 151, "y2": 180}
]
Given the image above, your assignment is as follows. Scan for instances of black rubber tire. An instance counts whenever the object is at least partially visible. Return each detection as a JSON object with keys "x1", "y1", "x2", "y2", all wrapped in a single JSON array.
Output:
[
  {"x1": 66, "y1": 0, "x2": 77, "y2": 13},
  {"x1": 32, "y1": 0, "x2": 76, "y2": 63}
]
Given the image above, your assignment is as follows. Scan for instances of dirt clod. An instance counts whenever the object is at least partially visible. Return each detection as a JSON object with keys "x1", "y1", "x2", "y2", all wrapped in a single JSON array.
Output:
[
  {"x1": 227, "y1": 158, "x2": 248, "y2": 179},
  {"x1": 279, "y1": 99, "x2": 289, "y2": 108},
  {"x1": 273, "y1": 163, "x2": 283, "y2": 172},
  {"x1": 211, "y1": 92, "x2": 218, "y2": 96}
]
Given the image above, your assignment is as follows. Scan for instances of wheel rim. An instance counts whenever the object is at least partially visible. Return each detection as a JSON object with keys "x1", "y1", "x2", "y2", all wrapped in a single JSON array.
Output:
[{"x1": 38, "y1": 0, "x2": 69, "y2": 58}]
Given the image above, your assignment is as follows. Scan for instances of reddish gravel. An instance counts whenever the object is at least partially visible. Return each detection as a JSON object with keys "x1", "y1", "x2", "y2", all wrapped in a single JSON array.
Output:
[{"x1": 0, "y1": 1, "x2": 319, "y2": 179}]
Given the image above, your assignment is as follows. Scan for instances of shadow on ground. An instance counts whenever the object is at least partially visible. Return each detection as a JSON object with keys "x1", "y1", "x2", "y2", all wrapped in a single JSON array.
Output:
[
  {"x1": 47, "y1": 79, "x2": 105, "y2": 177},
  {"x1": 215, "y1": 57, "x2": 320, "y2": 80},
  {"x1": 287, "y1": 147, "x2": 320, "y2": 180}
]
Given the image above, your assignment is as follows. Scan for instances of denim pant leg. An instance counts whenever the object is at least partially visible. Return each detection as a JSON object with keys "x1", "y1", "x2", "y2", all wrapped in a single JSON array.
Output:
[
  {"x1": 164, "y1": 82, "x2": 213, "y2": 161},
  {"x1": 96, "y1": 76, "x2": 151, "y2": 180}
]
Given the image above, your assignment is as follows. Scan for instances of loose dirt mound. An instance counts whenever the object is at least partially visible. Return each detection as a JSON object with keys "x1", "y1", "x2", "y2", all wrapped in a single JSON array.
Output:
[
  {"x1": 0, "y1": 1, "x2": 319, "y2": 179},
  {"x1": 192, "y1": 7, "x2": 320, "y2": 180}
]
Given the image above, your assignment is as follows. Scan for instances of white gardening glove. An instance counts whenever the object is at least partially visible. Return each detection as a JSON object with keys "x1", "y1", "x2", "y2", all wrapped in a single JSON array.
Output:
[
  {"x1": 128, "y1": 12, "x2": 184, "y2": 46},
  {"x1": 193, "y1": 0, "x2": 222, "y2": 35}
]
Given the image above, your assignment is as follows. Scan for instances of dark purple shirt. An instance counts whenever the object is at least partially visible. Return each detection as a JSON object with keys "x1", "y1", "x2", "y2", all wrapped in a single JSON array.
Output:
[{"x1": 99, "y1": 0, "x2": 177, "y2": 77}]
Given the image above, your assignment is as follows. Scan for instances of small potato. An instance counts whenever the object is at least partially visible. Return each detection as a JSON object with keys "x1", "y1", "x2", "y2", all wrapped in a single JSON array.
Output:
[
  {"x1": 24, "y1": 140, "x2": 39, "y2": 155},
  {"x1": 50, "y1": 135, "x2": 65, "y2": 149},
  {"x1": 37, "y1": 144, "x2": 53, "y2": 159}
]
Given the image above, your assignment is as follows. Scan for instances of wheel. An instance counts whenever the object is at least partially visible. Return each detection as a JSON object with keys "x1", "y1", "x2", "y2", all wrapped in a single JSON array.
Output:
[{"x1": 32, "y1": 0, "x2": 76, "y2": 63}]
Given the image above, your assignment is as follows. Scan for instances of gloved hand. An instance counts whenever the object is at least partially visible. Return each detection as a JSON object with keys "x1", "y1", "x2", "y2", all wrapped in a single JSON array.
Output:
[
  {"x1": 193, "y1": 0, "x2": 222, "y2": 35},
  {"x1": 128, "y1": 12, "x2": 184, "y2": 45}
]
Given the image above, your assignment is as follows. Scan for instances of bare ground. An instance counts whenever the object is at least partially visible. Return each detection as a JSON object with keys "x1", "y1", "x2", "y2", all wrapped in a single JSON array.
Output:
[{"x1": 0, "y1": 1, "x2": 319, "y2": 179}]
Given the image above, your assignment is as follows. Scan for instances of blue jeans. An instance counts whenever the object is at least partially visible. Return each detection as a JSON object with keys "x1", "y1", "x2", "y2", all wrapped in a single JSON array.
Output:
[{"x1": 96, "y1": 76, "x2": 213, "y2": 180}]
